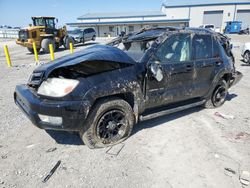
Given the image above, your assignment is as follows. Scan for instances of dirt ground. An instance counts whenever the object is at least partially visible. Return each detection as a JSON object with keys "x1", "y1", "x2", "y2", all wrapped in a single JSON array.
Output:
[{"x1": 0, "y1": 35, "x2": 249, "y2": 188}]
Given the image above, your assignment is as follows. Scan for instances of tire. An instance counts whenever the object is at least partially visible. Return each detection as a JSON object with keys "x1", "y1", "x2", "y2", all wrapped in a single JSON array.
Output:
[
  {"x1": 27, "y1": 47, "x2": 40, "y2": 54},
  {"x1": 92, "y1": 35, "x2": 96, "y2": 41},
  {"x1": 204, "y1": 80, "x2": 228, "y2": 109},
  {"x1": 80, "y1": 98, "x2": 134, "y2": 149},
  {"x1": 64, "y1": 36, "x2": 74, "y2": 49},
  {"x1": 243, "y1": 51, "x2": 250, "y2": 64},
  {"x1": 55, "y1": 42, "x2": 60, "y2": 50},
  {"x1": 41, "y1": 38, "x2": 55, "y2": 53}
]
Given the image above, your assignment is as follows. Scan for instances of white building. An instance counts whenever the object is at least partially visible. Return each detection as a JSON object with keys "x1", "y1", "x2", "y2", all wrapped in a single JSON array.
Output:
[{"x1": 67, "y1": 0, "x2": 250, "y2": 37}]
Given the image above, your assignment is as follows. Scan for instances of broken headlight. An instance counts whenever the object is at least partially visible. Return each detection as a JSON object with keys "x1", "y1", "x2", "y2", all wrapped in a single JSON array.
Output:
[{"x1": 37, "y1": 78, "x2": 79, "y2": 97}]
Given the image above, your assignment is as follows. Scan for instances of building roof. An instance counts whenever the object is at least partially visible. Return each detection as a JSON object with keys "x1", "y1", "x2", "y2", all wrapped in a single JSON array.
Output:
[
  {"x1": 77, "y1": 10, "x2": 165, "y2": 20},
  {"x1": 163, "y1": 0, "x2": 250, "y2": 8},
  {"x1": 67, "y1": 19, "x2": 189, "y2": 27}
]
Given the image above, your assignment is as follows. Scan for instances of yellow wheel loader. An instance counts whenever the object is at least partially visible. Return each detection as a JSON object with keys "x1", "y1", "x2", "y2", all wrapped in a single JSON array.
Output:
[{"x1": 16, "y1": 16, "x2": 74, "y2": 53}]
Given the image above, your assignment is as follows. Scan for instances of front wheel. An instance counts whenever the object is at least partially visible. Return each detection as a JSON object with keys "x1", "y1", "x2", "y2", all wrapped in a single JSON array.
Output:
[
  {"x1": 243, "y1": 51, "x2": 250, "y2": 64},
  {"x1": 80, "y1": 98, "x2": 134, "y2": 149},
  {"x1": 204, "y1": 80, "x2": 228, "y2": 108}
]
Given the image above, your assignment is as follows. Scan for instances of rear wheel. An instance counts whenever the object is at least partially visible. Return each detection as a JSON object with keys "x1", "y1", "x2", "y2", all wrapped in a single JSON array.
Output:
[
  {"x1": 80, "y1": 98, "x2": 134, "y2": 149},
  {"x1": 92, "y1": 35, "x2": 96, "y2": 41},
  {"x1": 204, "y1": 80, "x2": 228, "y2": 108},
  {"x1": 243, "y1": 51, "x2": 250, "y2": 64},
  {"x1": 27, "y1": 47, "x2": 40, "y2": 54},
  {"x1": 41, "y1": 38, "x2": 55, "y2": 53}
]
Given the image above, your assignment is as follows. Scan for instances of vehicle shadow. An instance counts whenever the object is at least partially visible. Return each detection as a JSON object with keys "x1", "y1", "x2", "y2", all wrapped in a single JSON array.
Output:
[
  {"x1": 132, "y1": 106, "x2": 202, "y2": 136},
  {"x1": 45, "y1": 130, "x2": 84, "y2": 145}
]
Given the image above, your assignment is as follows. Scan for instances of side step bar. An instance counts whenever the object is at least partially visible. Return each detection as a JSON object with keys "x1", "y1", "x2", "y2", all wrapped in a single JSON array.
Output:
[{"x1": 139, "y1": 100, "x2": 206, "y2": 121}]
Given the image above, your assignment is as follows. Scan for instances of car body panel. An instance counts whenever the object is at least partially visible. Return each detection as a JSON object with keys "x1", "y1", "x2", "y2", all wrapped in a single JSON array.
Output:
[{"x1": 14, "y1": 27, "x2": 242, "y2": 131}]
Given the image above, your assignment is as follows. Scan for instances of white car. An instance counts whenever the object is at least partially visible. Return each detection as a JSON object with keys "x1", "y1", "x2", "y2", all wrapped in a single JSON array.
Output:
[
  {"x1": 199, "y1": 24, "x2": 221, "y2": 32},
  {"x1": 241, "y1": 42, "x2": 250, "y2": 63}
]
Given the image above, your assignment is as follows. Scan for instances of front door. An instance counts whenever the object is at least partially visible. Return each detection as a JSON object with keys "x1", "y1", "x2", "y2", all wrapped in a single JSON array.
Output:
[{"x1": 146, "y1": 33, "x2": 195, "y2": 108}]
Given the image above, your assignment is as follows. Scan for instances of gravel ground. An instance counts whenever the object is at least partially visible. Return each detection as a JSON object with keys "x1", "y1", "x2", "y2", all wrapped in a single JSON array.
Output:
[{"x1": 0, "y1": 35, "x2": 249, "y2": 188}]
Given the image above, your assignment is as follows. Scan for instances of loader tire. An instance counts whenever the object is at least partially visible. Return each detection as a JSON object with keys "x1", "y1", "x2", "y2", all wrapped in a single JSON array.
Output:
[{"x1": 41, "y1": 38, "x2": 55, "y2": 53}]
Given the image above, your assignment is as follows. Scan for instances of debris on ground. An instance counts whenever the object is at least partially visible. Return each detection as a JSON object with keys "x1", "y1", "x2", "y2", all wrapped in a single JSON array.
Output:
[
  {"x1": 42, "y1": 160, "x2": 61, "y2": 183},
  {"x1": 224, "y1": 167, "x2": 236, "y2": 176},
  {"x1": 1, "y1": 154, "x2": 7, "y2": 159},
  {"x1": 240, "y1": 170, "x2": 250, "y2": 186},
  {"x1": 106, "y1": 143, "x2": 125, "y2": 156},
  {"x1": 235, "y1": 132, "x2": 250, "y2": 140},
  {"x1": 46, "y1": 147, "x2": 57, "y2": 153},
  {"x1": 26, "y1": 144, "x2": 38, "y2": 149},
  {"x1": 214, "y1": 112, "x2": 234, "y2": 119}
]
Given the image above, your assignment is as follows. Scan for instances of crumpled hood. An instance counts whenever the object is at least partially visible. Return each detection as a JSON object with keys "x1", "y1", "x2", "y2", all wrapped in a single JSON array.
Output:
[{"x1": 34, "y1": 45, "x2": 136, "y2": 78}]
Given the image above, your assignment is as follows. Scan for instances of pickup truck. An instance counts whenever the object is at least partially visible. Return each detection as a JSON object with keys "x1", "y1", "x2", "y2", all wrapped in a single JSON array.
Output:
[{"x1": 14, "y1": 27, "x2": 242, "y2": 148}]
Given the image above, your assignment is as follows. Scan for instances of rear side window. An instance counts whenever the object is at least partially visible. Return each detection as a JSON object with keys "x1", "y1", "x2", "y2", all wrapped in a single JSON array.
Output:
[
  {"x1": 88, "y1": 28, "x2": 94, "y2": 33},
  {"x1": 212, "y1": 37, "x2": 221, "y2": 58},
  {"x1": 193, "y1": 34, "x2": 212, "y2": 60}
]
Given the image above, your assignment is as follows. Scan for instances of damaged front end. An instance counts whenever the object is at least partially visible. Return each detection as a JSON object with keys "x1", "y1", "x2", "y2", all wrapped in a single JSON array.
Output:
[{"x1": 14, "y1": 45, "x2": 140, "y2": 131}]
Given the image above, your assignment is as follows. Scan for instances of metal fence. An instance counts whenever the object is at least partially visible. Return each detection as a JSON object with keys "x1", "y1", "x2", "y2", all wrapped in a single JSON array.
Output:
[{"x1": 0, "y1": 29, "x2": 19, "y2": 38}]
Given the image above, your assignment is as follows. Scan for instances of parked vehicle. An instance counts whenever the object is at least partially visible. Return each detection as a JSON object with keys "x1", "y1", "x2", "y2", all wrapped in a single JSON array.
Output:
[
  {"x1": 16, "y1": 16, "x2": 74, "y2": 53},
  {"x1": 14, "y1": 27, "x2": 242, "y2": 149},
  {"x1": 242, "y1": 42, "x2": 250, "y2": 63},
  {"x1": 239, "y1": 28, "x2": 249, "y2": 35},
  {"x1": 68, "y1": 28, "x2": 96, "y2": 44},
  {"x1": 224, "y1": 21, "x2": 242, "y2": 34},
  {"x1": 199, "y1": 24, "x2": 220, "y2": 32}
]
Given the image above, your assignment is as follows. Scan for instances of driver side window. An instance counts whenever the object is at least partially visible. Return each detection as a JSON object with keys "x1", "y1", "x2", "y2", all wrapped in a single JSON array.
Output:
[{"x1": 155, "y1": 33, "x2": 191, "y2": 63}]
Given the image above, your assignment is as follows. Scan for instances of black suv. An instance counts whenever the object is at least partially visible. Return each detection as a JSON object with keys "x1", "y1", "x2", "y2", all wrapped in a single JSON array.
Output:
[{"x1": 14, "y1": 27, "x2": 242, "y2": 148}]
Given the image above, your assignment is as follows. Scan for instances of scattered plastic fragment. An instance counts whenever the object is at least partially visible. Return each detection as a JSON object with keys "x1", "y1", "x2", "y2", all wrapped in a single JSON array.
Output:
[
  {"x1": 106, "y1": 143, "x2": 125, "y2": 156},
  {"x1": 46, "y1": 147, "x2": 57, "y2": 153},
  {"x1": 214, "y1": 153, "x2": 220, "y2": 158},
  {"x1": 1, "y1": 155, "x2": 7, "y2": 159},
  {"x1": 240, "y1": 171, "x2": 250, "y2": 186},
  {"x1": 224, "y1": 167, "x2": 236, "y2": 174},
  {"x1": 214, "y1": 112, "x2": 234, "y2": 119},
  {"x1": 26, "y1": 144, "x2": 38, "y2": 149},
  {"x1": 42, "y1": 160, "x2": 61, "y2": 183},
  {"x1": 235, "y1": 132, "x2": 250, "y2": 140}
]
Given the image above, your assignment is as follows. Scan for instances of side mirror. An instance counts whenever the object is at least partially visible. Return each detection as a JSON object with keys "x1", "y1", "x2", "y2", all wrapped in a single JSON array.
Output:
[
  {"x1": 229, "y1": 43, "x2": 233, "y2": 50},
  {"x1": 150, "y1": 62, "x2": 163, "y2": 82}
]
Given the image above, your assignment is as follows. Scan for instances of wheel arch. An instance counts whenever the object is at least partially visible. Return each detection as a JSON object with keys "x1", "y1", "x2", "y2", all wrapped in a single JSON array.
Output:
[{"x1": 87, "y1": 92, "x2": 139, "y2": 123}]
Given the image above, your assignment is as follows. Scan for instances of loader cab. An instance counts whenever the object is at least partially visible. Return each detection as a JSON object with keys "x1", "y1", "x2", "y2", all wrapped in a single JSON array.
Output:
[{"x1": 32, "y1": 17, "x2": 57, "y2": 34}]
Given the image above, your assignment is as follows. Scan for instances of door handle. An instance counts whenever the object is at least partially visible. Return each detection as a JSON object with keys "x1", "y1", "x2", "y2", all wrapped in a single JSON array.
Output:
[{"x1": 186, "y1": 65, "x2": 193, "y2": 71}]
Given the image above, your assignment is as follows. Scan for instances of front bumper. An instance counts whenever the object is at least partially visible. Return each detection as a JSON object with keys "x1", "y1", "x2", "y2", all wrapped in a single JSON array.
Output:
[
  {"x1": 229, "y1": 71, "x2": 243, "y2": 87},
  {"x1": 16, "y1": 39, "x2": 38, "y2": 49},
  {"x1": 14, "y1": 85, "x2": 86, "y2": 131}
]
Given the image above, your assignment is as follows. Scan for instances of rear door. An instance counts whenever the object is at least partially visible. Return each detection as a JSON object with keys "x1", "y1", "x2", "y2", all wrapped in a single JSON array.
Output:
[
  {"x1": 192, "y1": 34, "x2": 219, "y2": 97},
  {"x1": 146, "y1": 33, "x2": 195, "y2": 108},
  {"x1": 83, "y1": 29, "x2": 90, "y2": 41}
]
